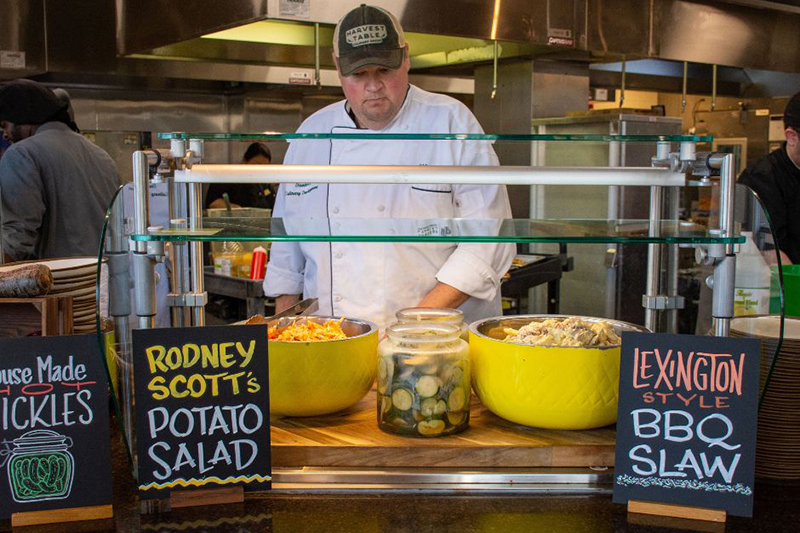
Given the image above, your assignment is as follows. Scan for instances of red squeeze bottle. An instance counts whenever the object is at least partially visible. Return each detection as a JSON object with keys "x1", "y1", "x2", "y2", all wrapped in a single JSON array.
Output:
[{"x1": 250, "y1": 246, "x2": 267, "y2": 280}]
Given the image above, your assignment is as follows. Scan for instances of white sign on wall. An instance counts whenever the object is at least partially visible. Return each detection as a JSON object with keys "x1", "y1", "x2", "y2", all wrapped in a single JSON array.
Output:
[
  {"x1": 279, "y1": 0, "x2": 310, "y2": 19},
  {"x1": 0, "y1": 51, "x2": 26, "y2": 70}
]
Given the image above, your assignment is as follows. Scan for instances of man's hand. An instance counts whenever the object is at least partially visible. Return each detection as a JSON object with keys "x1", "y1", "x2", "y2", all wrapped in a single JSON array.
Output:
[
  {"x1": 275, "y1": 294, "x2": 301, "y2": 314},
  {"x1": 416, "y1": 282, "x2": 470, "y2": 309}
]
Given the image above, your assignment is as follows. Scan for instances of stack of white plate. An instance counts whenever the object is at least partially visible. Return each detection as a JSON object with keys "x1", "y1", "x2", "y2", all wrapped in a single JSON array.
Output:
[{"x1": 731, "y1": 315, "x2": 800, "y2": 480}]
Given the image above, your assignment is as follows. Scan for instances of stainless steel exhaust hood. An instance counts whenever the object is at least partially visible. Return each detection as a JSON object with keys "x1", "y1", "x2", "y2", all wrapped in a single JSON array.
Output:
[
  {"x1": 114, "y1": 0, "x2": 800, "y2": 75},
  {"x1": 2, "y1": 0, "x2": 798, "y2": 90}
]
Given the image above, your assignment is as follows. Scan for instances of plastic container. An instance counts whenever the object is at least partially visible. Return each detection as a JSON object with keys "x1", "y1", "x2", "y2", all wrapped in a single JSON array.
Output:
[
  {"x1": 395, "y1": 307, "x2": 468, "y2": 340},
  {"x1": 250, "y1": 246, "x2": 267, "y2": 280},
  {"x1": 376, "y1": 322, "x2": 470, "y2": 437},
  {"x1": 234, "y1": 252, "x2": 253, "y2": 278},
  {"x1": 770, "y1": 264, "x2": 800, "y2": 317},
  {"x1": 734, "y1": 232, "x2": 771, "y2": 316}
]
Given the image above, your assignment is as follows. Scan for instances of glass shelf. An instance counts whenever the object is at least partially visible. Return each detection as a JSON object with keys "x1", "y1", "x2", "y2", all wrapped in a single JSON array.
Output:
[
  {"x1": 157, "y1": 132, "x2": 713, "y2": 143},
  {"x1": 131, "y1": 217, "x2": 743, "y2": 244}
]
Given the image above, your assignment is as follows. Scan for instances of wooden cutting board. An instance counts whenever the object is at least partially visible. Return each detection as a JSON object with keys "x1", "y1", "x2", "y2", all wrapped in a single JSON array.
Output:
[{"x1": 271, "y1": 389, "x2": 616, "y2": 468}]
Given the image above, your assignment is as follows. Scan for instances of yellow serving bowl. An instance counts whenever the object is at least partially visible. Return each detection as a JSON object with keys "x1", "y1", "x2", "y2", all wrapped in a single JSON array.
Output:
[
  {"x1": 469, "y1": 315, "x2": 648, "y2": 430},
  {"x1": 268, "y1": 316, "x2": 378, "y2": 417}
]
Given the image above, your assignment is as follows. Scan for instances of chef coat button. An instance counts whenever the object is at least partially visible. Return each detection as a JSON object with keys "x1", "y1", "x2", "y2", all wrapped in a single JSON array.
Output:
[
  {"x1": 335, "y1": 252, "x2": 343, "y2": 259},
  {"x1": 334, "y1": 295, "x2": 342, "y2": 302},
  {"x1": 331, "y1": 206, "x2": 340, "y2": 215},
  {"x1": 377, "y1": 205, "x2": 385, "y2": 212}
]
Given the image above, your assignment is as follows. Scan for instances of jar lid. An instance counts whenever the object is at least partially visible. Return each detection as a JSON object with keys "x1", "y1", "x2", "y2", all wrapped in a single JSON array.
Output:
[
  {"x1": 395, "y1": 307, "x2": 464, "y2": 323},
  {"x1": 386, "y1": 322, "x2": 461, "y2": 342},
  {"x1": 13, "y1": 430, "x2": 70, "y2": 450}
]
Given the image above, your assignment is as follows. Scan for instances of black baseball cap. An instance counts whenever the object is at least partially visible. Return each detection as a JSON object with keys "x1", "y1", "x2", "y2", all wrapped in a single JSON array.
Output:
[
  {"x1": 0, "y1": 79, "x2": 67, "y2": 125},
  {"x1": 333, "y1": 4, "x2": 406, "y2": 77},
  {"x1": 784, "y1": 91, "x2": 800, "y2": 130}
]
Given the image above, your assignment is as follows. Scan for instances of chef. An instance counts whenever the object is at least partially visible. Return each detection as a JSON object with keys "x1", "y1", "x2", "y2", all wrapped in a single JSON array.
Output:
[
  {"x1": 264, "y1": 4, "x2": 515, "y2": 330},
  {"x1": 738, "y1": 92, "x2": 800, "y2": 265}
]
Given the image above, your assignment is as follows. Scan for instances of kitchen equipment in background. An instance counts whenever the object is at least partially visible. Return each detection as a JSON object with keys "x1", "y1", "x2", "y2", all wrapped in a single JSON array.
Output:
[
  {"x1": 530, "y1": 113, "x2": 683, "y2": 330},
  {"x1": 207, "y1": 207, "x2": 271, "y2": 279},
  {"x1": 712, "y1": 137, "x2": 748, "y2": 177}
]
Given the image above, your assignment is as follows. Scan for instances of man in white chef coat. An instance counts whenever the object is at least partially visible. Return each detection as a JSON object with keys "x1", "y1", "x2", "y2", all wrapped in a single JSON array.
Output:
[{"x1": 264, "y1": 4, "x2": 515, "y2": 330}]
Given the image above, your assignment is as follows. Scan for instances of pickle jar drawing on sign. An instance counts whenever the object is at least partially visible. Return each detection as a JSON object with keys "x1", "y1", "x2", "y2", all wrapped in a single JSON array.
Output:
[{"x1": 1, "y1": 430, "x2": 75, "y2": 503}]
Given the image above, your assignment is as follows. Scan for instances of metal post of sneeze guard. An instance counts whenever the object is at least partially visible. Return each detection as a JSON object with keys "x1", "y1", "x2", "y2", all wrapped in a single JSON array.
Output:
[
  {"x1": 132, "y1": 150, "x2": 159, "y2": 330},
  {"x1": 168, "y1": 219, "x2": 188, "y2": 327},
  {"x1": 662, "y1": 141, "x2": 680, "y2": 334},
  {"x1": 709, "y1": 153, "x2": 736, "y2": 337},
  {"x1": 188, "y1": 139, "x2": 207, "y2": 327},
  {"x1": 107, "y1": 195, "x2": 131, "y2": 344},
  {"x1": 169, "y1": 139, "x2": 190, "y2": 326},
  {"x1": 106, "y1": 194, "x2": 134, "y2": 447},
  {"x1": 605, "y1": 123, "x2": 621, "y2": 319},
  {"x1": 644, "y1": 183, "x2": 663, "y2": 332}
]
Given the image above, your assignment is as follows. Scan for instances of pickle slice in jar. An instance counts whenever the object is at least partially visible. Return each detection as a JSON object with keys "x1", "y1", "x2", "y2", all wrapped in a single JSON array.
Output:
[
  {"x1": 391, "y1": 388, "x2": 413, "y2": 411},
  {"x1": 377, "y1": 358, "x2": 391, "y2": 394},
  {"x1": 418, "y1": 419, "x2": 445, "y2": 436},
  {"x1": 447, "y1": 410, "x2": 465, "y2": 425},
  {"x1": 448, "y1": 387, "x2": 466, "y2": 412},
  {"x1": 381, "y1": 395, "x2": 392, "y2": 414},
  {"x1": 391, "y1": 417, "x2": 413, "y2": 429},
  {"x1": 420, "y1": 397, "x2": 437, "y2": 418},
  {"x1": 378, "y1": 357, "x2": 390, "y2": 381},
  {"x1": 415, "y1": 375, "x2": 440, "y2": 398}
]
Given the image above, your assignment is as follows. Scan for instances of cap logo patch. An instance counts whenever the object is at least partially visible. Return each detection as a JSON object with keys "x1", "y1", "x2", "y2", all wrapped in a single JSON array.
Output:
[{"x1": 345, "y1": 24, "x2": 387, "y2": 47}]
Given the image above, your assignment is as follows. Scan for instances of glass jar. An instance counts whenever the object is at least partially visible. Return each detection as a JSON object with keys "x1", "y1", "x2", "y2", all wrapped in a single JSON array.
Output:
[
  {"x1": 377, "y1": 323, "x2": 470, "y2": 437},
  {"x1": 3, "y1": 430, "x2": 74, "y2": 503},
  {"x1": 395, "y1": 307, "x2": 468, "y2": 341}
]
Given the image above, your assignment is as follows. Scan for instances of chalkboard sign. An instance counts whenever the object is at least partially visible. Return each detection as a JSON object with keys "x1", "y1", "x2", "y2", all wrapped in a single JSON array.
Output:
[
  {"x1": 0, "y1": 335, "x2": 113, "y2": 519},
  {"x1": 613, "y1": 332, "x2": 760, "y2": 517},
  {"x1": 133, "y1": 325, "x2": 270, "y2": 498}
]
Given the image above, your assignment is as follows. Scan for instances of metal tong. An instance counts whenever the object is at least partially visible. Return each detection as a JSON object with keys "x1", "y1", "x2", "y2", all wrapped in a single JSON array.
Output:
[{"x1": 268, "y1": 297, "x2": 319, "y2": 322}]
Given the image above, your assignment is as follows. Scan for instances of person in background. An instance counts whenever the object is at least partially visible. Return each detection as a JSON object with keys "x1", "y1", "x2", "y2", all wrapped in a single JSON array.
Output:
[
  {"x1": 0, "y1": 134, "x2": 9, "y2": 160},
  {"x1": 0, "y1": 79, "x2": 120, "y2": 262},
  {"x1": 205, "y1": 142, "x2": 275, "y2": 210},
  {"x1": 52, "y1": 88, "x2": 80, "y2": 133},
  {"x1": 264, "y1": 4, "x2": 515, "y2": 330},
  {"x1": 738, "y1": 91, "x2": 800, "y2": 264}
]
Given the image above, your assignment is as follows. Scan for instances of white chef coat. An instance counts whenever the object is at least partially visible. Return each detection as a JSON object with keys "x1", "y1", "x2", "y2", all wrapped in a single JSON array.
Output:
[{"x1": 264, "y1": 84, "x2": 514, "y2": 330}]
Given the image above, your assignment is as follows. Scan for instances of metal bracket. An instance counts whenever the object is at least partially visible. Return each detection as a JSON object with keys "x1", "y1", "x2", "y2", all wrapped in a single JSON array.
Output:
[
  {"x1": 642, "y1": 295, "x2": 685, "y2": 310},
  {"x1": 167, "y1": 291, "x2": 208, "y2": 308}
]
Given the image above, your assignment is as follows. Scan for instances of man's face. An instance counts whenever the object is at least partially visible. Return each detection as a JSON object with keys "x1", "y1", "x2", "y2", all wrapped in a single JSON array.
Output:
[
  {"x1": 1, "y1": 120, "x2": 13, "y2": 142},
  {"x1": 336, "y1": 46, "x2": 410, "y2": 130},
  {"x1": 0, "y1": 120, "x2": 32, "y2": 143},
  {"x1": 786, "y1": 127, "x2": 800, "y2": 168}
]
